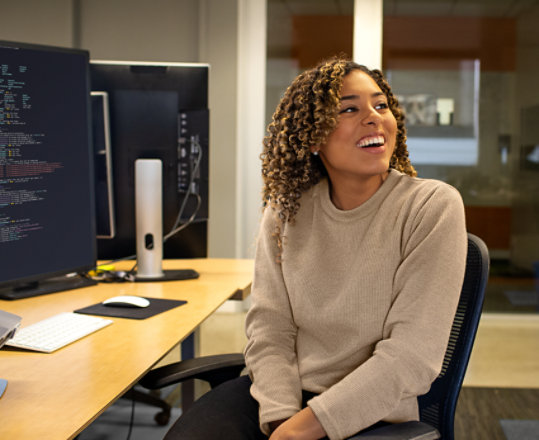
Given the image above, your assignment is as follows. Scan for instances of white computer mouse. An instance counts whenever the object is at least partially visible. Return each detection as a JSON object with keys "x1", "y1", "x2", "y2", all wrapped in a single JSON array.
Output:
[{"x1": 102, "y1": 295, "x2": 150, "y2": 308}]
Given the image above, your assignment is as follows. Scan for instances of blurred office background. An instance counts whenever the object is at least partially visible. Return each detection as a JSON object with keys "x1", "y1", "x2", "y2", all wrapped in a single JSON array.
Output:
[
  {"x1": 1, "y1": 0, "x2": 537, "y2": 314},
  {"x1": 1, "y1": 1, "x2": 537, "y2": 439}
]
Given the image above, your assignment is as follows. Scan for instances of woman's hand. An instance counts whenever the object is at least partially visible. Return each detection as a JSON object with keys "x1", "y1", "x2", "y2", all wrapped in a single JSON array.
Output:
[{"x1": 269, "y1": 407, "x2": 327, "y2": 440}]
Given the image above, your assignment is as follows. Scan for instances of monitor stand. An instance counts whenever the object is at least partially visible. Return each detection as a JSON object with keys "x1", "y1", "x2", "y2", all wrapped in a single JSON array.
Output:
[
  {"x1": 0, "y1": 274, "x2": 97, "y2": 300},
  {"x1": 133, "y1": 159, "x2": 199, "y2": 283}
]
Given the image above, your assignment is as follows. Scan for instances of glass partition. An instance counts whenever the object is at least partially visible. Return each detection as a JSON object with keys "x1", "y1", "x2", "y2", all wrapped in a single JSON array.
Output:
[
  {"x1": 383, "y1": 0, "x2": 539, "y2": 314},
  {"x1": 266, "y1": 0, "x2": 354, "y2": 126}
]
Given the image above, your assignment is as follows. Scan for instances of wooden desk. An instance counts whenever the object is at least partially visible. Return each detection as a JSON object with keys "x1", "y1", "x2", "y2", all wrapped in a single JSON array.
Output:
[{"x1": 0, "y1": 258, "x2": 253, "y2": 440}]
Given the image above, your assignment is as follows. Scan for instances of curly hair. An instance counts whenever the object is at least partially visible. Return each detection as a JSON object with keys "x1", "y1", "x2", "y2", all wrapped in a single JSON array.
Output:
[{"x1": 261, "y1": 57, "x2": 416, "y2": 251}]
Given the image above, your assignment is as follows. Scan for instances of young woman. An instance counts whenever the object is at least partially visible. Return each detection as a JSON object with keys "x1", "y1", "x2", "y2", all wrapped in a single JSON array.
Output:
[{"x1": 165, "y1": 58, "x2": 467, "y2": 440}]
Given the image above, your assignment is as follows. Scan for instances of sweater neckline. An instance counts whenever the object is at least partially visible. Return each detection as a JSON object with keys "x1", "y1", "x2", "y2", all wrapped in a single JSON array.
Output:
[{"x1": 317, "y1": 169, "x2": 401, "y2": 221}]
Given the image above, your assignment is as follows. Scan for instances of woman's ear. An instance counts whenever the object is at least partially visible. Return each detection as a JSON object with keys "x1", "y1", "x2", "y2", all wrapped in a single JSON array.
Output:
[{"x1": 310, "y1": 146, "x2": 319, "y2": 155}]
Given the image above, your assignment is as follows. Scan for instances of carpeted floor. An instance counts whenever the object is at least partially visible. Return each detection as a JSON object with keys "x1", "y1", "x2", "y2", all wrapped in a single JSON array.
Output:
[
  {"x1": 78, "y1": 390, "x2": 182, "y2": 440},
  {"x1": 455, "y1": 387, "x2": 539, "y2": 440},
  {"x1": 500, "y1": 419, "x2": 539, "y2": 440}
]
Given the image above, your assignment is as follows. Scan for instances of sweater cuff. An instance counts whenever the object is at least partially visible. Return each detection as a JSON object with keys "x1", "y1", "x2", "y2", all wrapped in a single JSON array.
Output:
[
  {"x1": 307, "y1": 397, "x2": 342, "y2": 440},
  {"x1": 260, "y1": 408, "x2": 299, "y2": 436}
]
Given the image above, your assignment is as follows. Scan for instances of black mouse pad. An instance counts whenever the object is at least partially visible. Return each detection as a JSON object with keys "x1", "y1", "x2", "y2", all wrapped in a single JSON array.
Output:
[{"x1": 74, "y1": 297, "x2": 187, "y2": 320}]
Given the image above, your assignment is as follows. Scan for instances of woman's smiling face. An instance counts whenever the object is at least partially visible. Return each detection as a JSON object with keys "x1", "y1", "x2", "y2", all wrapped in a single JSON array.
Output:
[{"x1": 316, "y1": 69, "x2": 397, "y2": 184}]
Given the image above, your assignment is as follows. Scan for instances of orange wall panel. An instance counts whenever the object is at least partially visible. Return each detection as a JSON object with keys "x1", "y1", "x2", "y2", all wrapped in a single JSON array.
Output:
[
  {"x1": 465, "y1": 206, "x2": 512, "y2": 250},
  {"x1": 292, "y1": 15, "x2": 353, "y2": 69},
  {"x1": 383, "y1": 16, "x2": 516, "y2": 71}
]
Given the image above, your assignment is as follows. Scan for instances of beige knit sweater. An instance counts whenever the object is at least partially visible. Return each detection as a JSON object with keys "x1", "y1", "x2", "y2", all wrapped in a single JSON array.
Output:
[{"x1": 244, "y1": 170, "x2": 467, "y2": 440}]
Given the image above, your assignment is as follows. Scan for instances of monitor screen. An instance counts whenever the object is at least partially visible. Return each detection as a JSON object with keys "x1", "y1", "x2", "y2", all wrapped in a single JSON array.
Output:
[
  {"x1": 90, "y1": 61, "x2": 209, "y2": 261},
  {"x1": 0, "y1": 41, "x2": 96, "y2": 299}
]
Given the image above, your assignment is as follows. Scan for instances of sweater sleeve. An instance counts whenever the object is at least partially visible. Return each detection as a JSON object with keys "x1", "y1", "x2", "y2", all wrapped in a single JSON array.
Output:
[
  {"x1": 307, "y1": 184, "x2": 468, "y2": 440},
  {"x1": 244, "y1": 207, "x2": 303, "y2": 435}
]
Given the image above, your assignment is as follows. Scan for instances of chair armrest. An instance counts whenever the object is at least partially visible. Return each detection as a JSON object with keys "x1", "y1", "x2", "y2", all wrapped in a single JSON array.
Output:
[
  {"x1": 140, "y1": 353, "x2": 246, "y2": 390},
  {"x1": 348, "y1": 421, "x2": 440, "y2": 440}
]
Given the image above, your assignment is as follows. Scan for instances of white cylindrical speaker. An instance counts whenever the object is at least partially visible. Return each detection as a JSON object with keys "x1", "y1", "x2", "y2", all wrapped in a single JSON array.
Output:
[{"x1": 135, "y1": 159, "x2": 164, "y2": 279}]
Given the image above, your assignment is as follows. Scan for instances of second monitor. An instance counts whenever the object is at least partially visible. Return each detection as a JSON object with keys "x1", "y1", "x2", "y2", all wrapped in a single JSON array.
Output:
[{"x1": 90, "y1": 60, "x2": 209, "y2": 261}]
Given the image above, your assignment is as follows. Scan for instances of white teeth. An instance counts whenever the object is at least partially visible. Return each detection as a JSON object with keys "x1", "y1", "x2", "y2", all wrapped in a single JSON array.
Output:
[{"x1": 357, "y1": 136, "x2": 384, "y2": 148}]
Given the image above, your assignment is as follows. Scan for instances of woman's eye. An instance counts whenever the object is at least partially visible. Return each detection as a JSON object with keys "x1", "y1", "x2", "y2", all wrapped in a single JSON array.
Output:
[
  {"x1": 339, "y1": 106, "x2": 357, "y2": 114},
  {"x1": 375, "y1": 102, "x2": 389, "y2": 110}
]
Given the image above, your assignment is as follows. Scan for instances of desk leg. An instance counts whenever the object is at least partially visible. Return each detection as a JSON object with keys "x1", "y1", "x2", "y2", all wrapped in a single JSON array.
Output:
[{"x1": 180, "y1": 331, "x2": 197, "y2": 411}]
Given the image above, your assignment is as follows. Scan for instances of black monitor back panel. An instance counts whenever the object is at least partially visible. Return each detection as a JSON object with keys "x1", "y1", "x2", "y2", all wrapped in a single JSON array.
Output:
[{"x1": 90, "y1": 62, "x2": 209, "y2": 260}]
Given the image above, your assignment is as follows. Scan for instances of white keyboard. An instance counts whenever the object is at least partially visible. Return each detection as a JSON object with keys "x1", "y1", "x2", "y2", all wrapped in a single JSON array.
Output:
[{"x1": 6, "y1": 312, "x2": 113, "y2": 353}]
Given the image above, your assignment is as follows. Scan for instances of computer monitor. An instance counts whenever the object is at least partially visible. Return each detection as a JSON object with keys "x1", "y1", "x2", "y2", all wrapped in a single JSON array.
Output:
[
  {"x1": 89, "y1": 61, "x2": 209, "y2": 261},
  {"x1": 91, "y1": 91, "x2": 115, "y2": 239},
  {"x1": 0, "y1": 41, "x2": 97, "y2": 299}
]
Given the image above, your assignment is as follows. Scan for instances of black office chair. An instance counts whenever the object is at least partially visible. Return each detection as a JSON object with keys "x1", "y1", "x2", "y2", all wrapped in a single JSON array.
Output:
[{"x1": 140, "y1": 233, "x2": 489, "y2": 440}]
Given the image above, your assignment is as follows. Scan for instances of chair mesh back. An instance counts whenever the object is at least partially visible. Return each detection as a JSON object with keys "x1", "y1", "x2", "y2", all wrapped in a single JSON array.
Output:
[{"x1": 417, "y1": 234, "x2": 489, "y2": 440}]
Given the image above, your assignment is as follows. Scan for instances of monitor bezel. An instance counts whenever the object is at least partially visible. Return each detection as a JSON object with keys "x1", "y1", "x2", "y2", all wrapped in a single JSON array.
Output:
[{"x1": 91, "y1": 91, "x2": 116, "y2": 239}]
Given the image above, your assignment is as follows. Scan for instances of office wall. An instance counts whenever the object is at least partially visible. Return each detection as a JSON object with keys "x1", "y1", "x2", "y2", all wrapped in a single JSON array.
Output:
[
  {"x1": 77, "y1": 0, "x2": 200, "y2": 62},
  {"x1": 235, "y1": 0, "x2": 266, "y2": 258},
  {"x1": 0, "y1": 0, "x2": 246, "y2": 258},
  {"x1": 197, "y1": 0, "x2": 240, "y2": 258},
  {"x1": 0, "y1": 0, "x2": 74, "y2": 46}
]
